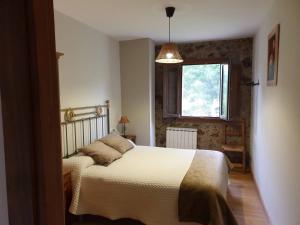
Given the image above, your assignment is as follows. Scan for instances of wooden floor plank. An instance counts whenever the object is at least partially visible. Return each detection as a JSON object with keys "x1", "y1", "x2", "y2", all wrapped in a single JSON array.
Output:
[{"x1": 73, "y1": 172, "x2": 269, "y2": 225}]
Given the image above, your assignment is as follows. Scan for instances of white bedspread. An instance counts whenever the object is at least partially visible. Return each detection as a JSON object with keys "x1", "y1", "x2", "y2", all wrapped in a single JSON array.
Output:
[{"x1": 63, "y1": 146, "x2": 227, "y2": 225}]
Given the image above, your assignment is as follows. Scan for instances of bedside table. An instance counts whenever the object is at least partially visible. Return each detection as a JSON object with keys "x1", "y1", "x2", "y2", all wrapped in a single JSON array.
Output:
[
  {"x1": 123, "y1": 134, "x2": 136, "y2": 144},
  {"x1": 63, "y1": 169, "x2": 72, "y2": 225}
]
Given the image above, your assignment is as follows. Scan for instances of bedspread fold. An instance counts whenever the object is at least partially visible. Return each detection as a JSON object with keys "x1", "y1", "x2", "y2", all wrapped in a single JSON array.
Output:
[{"x1": 178, "y1": 150, "x2": 238, "y2": 225}]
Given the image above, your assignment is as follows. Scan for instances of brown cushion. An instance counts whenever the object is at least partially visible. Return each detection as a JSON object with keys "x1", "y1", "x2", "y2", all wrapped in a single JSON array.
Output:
[
  {"x1": 79, "y1": 141, "x2": 122, "y2": 166},
  {"x1": 99, "y1": 133, "x2": 134, "y2": 154}
]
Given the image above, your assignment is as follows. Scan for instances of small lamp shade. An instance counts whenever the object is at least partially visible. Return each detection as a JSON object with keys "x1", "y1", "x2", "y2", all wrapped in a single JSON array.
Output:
[
  {"x1": 119, "y1": 116, "x2": 129, "y2": 124},
  {"x1": 119, "y1": 116, "x2": 129, "y2": 136},
  {"x1": 155, "y1": 43, "x2": 183, "y2": 64}
]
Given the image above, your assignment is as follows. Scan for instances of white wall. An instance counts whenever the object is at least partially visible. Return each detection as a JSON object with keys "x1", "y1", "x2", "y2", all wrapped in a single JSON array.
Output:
[
  {"x1": 120, "y1": 39, "x2": 155, "y2": 145},
  {"x1": 0, "y1": 95, "x2": 9, "y2": 225},
  {"x1": 251, "y1": 0, "x2": 300, "y2": 224},
  {"x1": 55, "y1": 11, "x2": 122, "y2": 129},
  {"x1": 149, "y1": 41, "x2": 156, "y2": 146}
]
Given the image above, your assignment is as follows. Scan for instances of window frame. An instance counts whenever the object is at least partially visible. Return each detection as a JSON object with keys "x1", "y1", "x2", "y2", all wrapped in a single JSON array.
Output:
[{"x1": 178, "y1": 58, "x2": 231, "y2": 121}]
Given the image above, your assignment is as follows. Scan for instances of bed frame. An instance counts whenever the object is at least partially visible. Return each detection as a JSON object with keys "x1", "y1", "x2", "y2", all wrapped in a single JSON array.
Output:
[{"x1": 60, "y1": 100, "x2": 110, "y2": 158}]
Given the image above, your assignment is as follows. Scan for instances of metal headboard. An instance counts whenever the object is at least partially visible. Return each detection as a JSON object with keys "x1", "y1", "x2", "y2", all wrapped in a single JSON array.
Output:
[{"x1": 60, "y1": 100, "x2": 110, "y2": 158}]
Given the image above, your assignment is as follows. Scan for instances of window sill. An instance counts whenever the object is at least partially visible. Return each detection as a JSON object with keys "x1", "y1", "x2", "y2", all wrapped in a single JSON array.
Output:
[{"x1": 175, "y1": 116, "x2": 224, "y2": 123}]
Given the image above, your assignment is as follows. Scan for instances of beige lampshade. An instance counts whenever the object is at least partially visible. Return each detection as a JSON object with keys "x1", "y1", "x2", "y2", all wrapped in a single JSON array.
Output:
[
  {"x1": 155, "y1": 43, "x2": 183, "y2": 64},
  {"x1": 119, "y1": 116, "x2": 130, "y2": 124}
]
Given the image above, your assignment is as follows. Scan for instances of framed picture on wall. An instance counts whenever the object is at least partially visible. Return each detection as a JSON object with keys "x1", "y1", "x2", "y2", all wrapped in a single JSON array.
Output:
[{"x1": 267, "y1": 24, "x2": 280, "y2": 86}]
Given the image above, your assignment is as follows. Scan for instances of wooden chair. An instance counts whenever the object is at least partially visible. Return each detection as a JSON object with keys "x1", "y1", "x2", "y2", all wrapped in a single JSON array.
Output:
[{"x1": 221, "y1": 120, "x2": 246, "y2": 172}]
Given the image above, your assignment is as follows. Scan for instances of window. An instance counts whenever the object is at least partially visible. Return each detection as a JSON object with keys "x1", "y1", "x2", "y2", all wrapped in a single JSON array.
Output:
[
  {"x1": 220, "y1": 64, "x2": 229, "y2": 119},
  {"x1": 182, "y1": 63, "x2": 229, "y2": 118},
  {"x1": 163, "y1": 60, "x2": 239, "y2": 120}
]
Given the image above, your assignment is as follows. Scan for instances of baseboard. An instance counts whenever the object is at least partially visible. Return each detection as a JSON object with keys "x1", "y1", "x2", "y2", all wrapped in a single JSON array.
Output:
[{"x1": 251, "y1": 170, "x2": 273, "y2": 225}]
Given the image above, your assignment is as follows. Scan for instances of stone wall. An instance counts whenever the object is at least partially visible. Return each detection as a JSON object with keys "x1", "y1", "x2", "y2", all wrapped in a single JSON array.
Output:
[{"x1": 155, "y1": 38, "x2": 253, "y2": 158}]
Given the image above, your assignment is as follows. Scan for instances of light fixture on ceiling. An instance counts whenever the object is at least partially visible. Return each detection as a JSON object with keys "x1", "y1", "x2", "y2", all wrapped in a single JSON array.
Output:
[{"x1": 155, "y1": 7, "x2": 183, "y2": 64}]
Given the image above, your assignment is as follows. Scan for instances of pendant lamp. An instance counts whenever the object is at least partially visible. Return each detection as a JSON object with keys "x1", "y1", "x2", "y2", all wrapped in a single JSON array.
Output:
[{"x1": 156, "y1": 7, "x2": 183, "y2": 64}]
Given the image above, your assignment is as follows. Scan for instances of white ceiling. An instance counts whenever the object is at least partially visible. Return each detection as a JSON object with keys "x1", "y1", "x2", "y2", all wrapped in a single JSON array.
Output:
[{"x1": 53, "y1": 0, "x2": 274, "y2": 43}]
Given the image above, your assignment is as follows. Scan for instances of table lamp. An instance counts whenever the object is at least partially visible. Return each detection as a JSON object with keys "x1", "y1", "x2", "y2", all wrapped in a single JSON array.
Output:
[{"x1": 119, "y1": 116, "x2": 129, "y2": 136}]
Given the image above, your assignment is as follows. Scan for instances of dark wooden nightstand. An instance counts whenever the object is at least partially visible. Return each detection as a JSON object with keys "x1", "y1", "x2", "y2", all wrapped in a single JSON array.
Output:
[
  {"x1": 123, "y1": 134, "x2": 136, "y2": 144},
  {"x1": 63, "y1": 169, "x2": 72, "y2": 225}
]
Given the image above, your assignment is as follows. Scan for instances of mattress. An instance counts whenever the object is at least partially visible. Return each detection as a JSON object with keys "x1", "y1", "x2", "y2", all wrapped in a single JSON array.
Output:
[{"x1": 63, "y1": 146, "x2": 228, "y2": 225}]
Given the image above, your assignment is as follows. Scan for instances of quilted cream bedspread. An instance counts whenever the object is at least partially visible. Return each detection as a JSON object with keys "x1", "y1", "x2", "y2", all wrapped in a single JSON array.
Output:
[{"x1": 63, "y1": 146, "x2": 228, "y2": 225}]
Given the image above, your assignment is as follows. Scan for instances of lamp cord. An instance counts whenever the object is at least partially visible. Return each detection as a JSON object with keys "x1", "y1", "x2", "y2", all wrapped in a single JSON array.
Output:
[{"x1": 168, "y1": 17, "x2": 171, "y2": 43}]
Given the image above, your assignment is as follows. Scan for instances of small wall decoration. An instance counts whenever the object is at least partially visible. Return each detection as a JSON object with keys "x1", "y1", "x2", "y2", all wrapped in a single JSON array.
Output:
[{"x1": 267, "y1": 24, "x2": 280, "y2": 86}]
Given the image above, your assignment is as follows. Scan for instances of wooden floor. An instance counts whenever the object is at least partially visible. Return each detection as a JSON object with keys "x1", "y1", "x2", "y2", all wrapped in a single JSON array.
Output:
[
  {"x1": 227, "y1": 172, "x2": 269, "y2": 225},
  {"x1": 74, "y1": 172, "x2": 269, "y2": 225}
]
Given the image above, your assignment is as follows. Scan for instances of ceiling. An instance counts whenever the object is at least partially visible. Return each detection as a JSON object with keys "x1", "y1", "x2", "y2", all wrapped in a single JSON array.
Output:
[{"x1": 53, "y1": 0, "x2": 274, "y2": 43}]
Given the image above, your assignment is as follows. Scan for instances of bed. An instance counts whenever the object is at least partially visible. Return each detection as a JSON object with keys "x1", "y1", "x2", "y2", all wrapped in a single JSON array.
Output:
[{"x1": 61, "y1": 102, "x2": 237, "y2": 225}]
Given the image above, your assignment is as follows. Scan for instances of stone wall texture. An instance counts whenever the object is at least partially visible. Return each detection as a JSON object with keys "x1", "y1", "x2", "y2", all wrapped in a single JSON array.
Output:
[{"x1": 155, "y1": 38, "x2": 253, "y2": 160}]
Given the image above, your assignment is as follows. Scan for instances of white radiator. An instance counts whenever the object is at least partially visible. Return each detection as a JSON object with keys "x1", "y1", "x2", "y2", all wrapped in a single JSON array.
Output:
[{"x1": 166, "y1": 127, "x2": 198, "y2": 149}]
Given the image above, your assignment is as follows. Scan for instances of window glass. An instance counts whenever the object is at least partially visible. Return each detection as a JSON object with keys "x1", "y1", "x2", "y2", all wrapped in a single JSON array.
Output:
[{"x1": 182, "y1": 64, "x2": 221, "y2": 117}]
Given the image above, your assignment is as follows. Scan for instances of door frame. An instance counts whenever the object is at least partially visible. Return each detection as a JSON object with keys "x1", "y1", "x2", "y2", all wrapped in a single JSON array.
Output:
[{"x1": 0, "y1": 0, "x2": 64, "y2": 225}]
